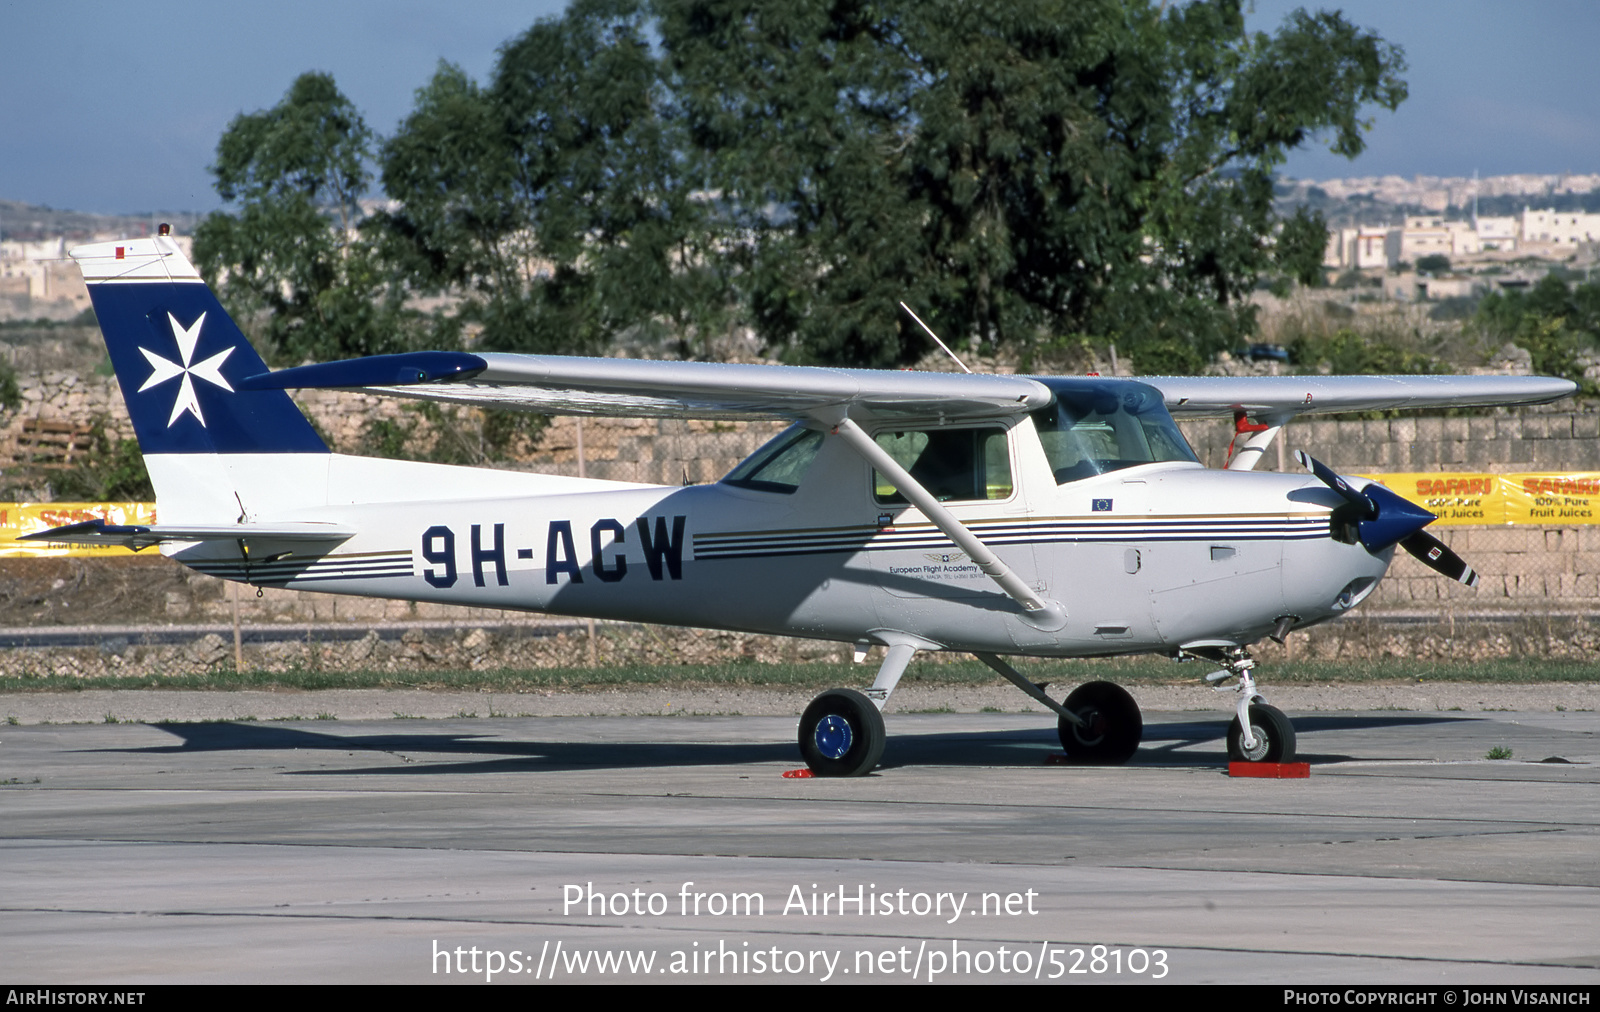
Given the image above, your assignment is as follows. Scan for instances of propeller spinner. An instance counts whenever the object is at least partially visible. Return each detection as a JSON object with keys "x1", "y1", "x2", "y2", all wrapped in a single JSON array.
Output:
[{"x1": 1297, "y1": 451, "x2": 1480, "y2": 588}]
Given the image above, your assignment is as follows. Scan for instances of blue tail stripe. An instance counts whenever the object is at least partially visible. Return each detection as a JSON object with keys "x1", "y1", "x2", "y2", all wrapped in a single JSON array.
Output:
[{"x1": 89, "y1": 281, "x2": 328, "y2": 455}]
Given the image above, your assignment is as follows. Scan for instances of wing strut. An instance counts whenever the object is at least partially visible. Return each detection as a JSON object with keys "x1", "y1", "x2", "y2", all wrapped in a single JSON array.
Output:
[
  {"x1": 1225, "y1": 411, "x2": 1290, "y2": 471},
  {"x1": 974, "y1": 652, "x2": 1085, "y2": 727},
  {"x1": 824, "y1": 415, "x2": 1065, "y2": 626}
]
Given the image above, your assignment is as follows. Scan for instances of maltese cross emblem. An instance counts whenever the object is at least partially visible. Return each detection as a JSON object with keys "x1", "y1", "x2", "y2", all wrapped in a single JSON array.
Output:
[{"x1": 138, "y1": 312, "x2": 235, "y2": 427}]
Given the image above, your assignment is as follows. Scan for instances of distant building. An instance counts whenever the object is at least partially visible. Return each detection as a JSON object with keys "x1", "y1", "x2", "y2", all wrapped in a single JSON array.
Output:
[
  {"x1": 1475, "y1": 216, "x2": 1518, "y2": 251},
  {"x1": 1326, "y1": 226, "x2": 1399, "y2": 270},
  {"x1": 1519, "y1": 208, "x2": 1600, "y2": 247}
]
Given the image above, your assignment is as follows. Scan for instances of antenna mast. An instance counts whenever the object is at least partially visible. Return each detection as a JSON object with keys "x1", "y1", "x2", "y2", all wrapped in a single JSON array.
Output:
[{"x1": 899, "y1": 302, "x2": 973, "y2": 374}]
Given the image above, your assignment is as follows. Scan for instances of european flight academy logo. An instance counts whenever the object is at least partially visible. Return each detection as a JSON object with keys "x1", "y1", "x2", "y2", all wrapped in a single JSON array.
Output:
[{"x1": 138, "y1": 312, "x2": 235, "y2": 427}]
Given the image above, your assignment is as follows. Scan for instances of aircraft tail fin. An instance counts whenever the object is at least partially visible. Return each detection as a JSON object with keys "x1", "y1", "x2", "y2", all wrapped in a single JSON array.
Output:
[
  {"x1": 70, "y1": 234, "x2": 331, "y2": 524},
  {"x1": 70, "y1": 235, "x2": 328, "y2": 457}
]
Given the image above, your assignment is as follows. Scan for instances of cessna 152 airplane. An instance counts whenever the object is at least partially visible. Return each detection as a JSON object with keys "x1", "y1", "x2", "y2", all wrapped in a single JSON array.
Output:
[{"x1": 26, "y1": 231, "x2": 1577, "y2": 775}]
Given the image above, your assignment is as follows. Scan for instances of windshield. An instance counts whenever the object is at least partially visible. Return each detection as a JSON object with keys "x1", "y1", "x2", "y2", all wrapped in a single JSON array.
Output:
[
  {"x1": 1032, "y1": 380, "x2": 1197, "y2": 484},
  {"x1": 722, "y1": 425, "x2": 824, "y2": 493}
]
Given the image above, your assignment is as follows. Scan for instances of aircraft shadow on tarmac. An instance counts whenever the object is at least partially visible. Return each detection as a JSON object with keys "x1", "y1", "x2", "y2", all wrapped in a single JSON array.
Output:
[{"x1": 78, "y1": 713, "x2": 1475, "y2": 775}]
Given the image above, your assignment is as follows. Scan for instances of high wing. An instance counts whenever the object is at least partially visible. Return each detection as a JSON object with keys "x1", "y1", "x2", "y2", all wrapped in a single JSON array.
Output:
[
  {"x1": 240, "y1": 351, "x2": 1053, "y2": 422},
  {"x1": 18, "y1": 519, "x2": 355, "y2": 552},
  {"x1": 239, "y1": 351, "x2": 1576, "y2": 423},
  {"x1": 1147, "y1": 374, "x2": 1576, "y2": 417}
]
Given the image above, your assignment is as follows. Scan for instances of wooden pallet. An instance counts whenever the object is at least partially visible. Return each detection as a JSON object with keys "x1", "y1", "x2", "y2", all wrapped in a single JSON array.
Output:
[{"x1": 9, "y1": 418, "x2": 94, "y2": 469}]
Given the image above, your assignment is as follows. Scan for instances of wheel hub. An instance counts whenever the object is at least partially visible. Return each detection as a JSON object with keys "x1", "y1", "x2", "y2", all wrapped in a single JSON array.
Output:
[
  {"x1": 814, "y1": 714, "x2": 854, "y2": 759},
  {"x1": 1072, "y1": 707, "x2": 1107, "y2": 747},
  {"x1": 1240, "y1": 723, "x2": 1271, "y2": 761}
]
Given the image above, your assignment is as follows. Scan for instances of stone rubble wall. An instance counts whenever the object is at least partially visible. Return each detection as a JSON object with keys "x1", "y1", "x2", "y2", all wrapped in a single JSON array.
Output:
[{"x1": 5, "y1": 613, "x2": 1596, "y2": 681}]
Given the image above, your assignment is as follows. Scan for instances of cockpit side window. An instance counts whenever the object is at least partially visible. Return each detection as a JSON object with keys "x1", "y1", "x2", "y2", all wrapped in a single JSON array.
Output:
[
  {"x1": 1033, "y1": 381, "x2": 1197, "y2": 484},
  {"x1": 872, "y1": 427, "x2": 1011, "y2": 504},
  {"x1": 722, "y1": 426, "x2": 825, "y2": 493}
]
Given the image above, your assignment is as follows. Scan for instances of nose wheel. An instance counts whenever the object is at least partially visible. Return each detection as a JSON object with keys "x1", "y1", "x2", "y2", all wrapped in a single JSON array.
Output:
[
  {"x1": 1228, "y1": 702, "x2": 1296, "y2": 763},
  {"x1": 799, "y1": 688, "x2": 886, "y2": 776}
]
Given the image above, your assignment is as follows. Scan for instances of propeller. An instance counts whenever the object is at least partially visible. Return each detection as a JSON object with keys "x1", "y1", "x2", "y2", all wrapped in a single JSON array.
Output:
[{"x1": 1296, "y1": 451, "x2": 1480, "y2": 588}]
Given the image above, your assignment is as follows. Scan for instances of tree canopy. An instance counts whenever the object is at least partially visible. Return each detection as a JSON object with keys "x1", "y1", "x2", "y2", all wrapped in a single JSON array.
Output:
[{"x1": 200, "y1": 1, "x2": 1406, "y2": 371}]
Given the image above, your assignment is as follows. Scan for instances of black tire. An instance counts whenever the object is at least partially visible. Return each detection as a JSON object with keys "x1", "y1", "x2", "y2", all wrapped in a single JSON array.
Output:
[
  {"x1": 1227, "y1": 703, "x2": 1296, "y2": 763},
  {"x1": 799, "y1": 688, "x2": 886, "y2": 777},
  {"x1": 1057, "y1": 680, "x2": 1142, "y2": 764}
]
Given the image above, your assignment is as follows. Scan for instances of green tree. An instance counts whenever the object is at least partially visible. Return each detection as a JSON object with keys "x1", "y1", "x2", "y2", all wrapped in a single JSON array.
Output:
[
  {"x1": 660, "y1": 0, "x2": 1405, "y2": 369},
  {"x1": 377, "y1": 0, "x2": 734, "y2": 357},
  {"x1": 1276, "y1": 207, "x2": 1330, "y2": 288},
  {"x1": 1474, "y1": 275, "x2": 1600, "y2": 393},
  {"x1": 194, "y1": 72, "x2": 433, "y2": 363}
]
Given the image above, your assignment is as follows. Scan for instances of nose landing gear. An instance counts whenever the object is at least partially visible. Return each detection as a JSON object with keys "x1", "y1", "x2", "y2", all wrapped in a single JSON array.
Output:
[
  {"x1": 1228, "y1": 701, "x2": 1296, "y2": 762},
  {"x1": 1191, "y1": 645, "x2": 1298, "y2": 764}
]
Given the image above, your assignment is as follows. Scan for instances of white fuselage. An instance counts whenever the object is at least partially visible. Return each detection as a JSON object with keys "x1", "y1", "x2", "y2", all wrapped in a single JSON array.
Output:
[{"x1": 158, "y1": 415, "x2": 1387, "y2": 658}]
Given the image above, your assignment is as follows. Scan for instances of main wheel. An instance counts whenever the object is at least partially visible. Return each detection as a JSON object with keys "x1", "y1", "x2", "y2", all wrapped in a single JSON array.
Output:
[
  {"x1": 1057, "y1": 680, "x2": 1142, "y2": 764},
  {"x1": 799, "y1": 688, "x2": 886, "y2": 777},
  {"x1": 1227, "y1": 703, "x2": 1296, "y2": 763}
]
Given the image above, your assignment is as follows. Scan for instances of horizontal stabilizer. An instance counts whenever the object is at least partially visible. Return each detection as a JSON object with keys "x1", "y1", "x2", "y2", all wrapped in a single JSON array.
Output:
[
  {"x1": 238, "y1": 352, "x2": 487, "y2": 390},
  {"x1": 19, "y1": 519, "x2": 355, "y2": 552}
]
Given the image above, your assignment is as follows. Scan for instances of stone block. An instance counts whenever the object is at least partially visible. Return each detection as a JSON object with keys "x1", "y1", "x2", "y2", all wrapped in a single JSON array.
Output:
[
  {"x1": 1388, "y1": 417, "x2": 1417, "y2": 442},
  {"x1": 1569, "y1": 442, "x2": 1600, "y2": 469},
  {"x1": 1468, "y1": 416, "x2": 1496, "y2": 441},
  {"x1": 1573, "y1": 414, "x2": 1600, "y2": 439}
]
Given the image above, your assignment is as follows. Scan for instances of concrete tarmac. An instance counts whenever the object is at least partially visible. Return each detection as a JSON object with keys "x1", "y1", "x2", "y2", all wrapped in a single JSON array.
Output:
[{"x1": 0, "y1": 696, "x2": 1596, "y2": 985}]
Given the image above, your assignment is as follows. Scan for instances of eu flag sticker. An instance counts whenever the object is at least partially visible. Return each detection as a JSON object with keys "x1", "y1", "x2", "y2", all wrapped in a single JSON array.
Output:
[{"x1": 1092, "y1": 498, "x2": 1113, "y2": 512}]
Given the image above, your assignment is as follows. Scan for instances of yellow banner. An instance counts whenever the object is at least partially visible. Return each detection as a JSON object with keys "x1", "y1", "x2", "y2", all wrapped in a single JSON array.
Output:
[
  {"x1": 0, "y1": 502, "x2": 157, "y2": 557},
  {"x1": 1356, "y1": 473, "x2": 1600, "y2": 525}
]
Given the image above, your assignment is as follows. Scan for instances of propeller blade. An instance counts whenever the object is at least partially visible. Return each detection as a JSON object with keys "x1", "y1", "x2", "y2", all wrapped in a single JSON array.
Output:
[
  {"x1": 1296, "y1": 450, "x2": 1375, "y2": 517},
  {"x1": 1296, "y1": 450, "x2": 1435, "y2": 551},
  {"x1": 1401, "y1": 531, "x2": 1481, "y2": 588}
]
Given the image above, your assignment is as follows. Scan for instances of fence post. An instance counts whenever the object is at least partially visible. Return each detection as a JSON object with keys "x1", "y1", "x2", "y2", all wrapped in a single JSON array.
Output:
[{"x1": 576, "y1": 417, "x2": 596, "y2": 668}]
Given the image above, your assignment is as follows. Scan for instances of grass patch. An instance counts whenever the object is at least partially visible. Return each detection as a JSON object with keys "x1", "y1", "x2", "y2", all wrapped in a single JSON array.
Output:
[
  {"x1": 0, "y1": 655, "x2": 1594, "y2": 695},
  {"x1": 1486, "y1": 746, "x2": 1514, "y2": 760}
]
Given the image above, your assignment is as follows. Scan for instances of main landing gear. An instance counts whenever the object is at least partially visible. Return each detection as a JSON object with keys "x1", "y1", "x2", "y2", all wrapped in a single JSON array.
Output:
[
  {"x1": 798, "y1": 688, "x2": 886, "y2": 777},
  {"x1": 1190, "y1": 646, "x2": 1297, "y2": 763},
  {"x1": 1056, "y1": 681, "x2": 1142, "y2": 764},
  {"x1": 795, "y1": 644, "x2": 1146, "y2": 776}
]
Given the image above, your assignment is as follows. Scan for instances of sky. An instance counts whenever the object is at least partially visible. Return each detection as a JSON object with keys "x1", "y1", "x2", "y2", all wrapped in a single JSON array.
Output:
[{"x1": 3, "y1": 1, "x2": 1598, "y2": 216}]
